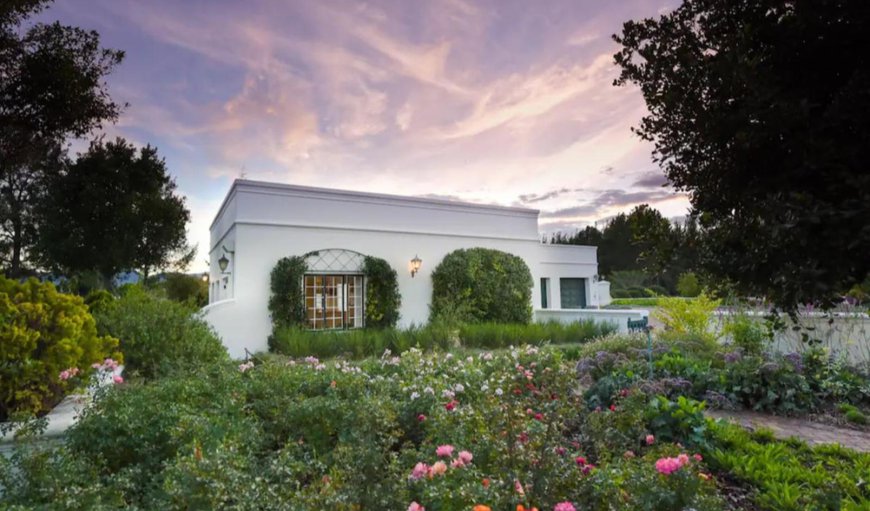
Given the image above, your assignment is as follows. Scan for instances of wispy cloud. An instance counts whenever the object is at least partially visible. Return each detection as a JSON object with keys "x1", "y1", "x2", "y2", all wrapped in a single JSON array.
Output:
[{"x1": 37, "y1": 0, "x2": 688, "y2": 270}]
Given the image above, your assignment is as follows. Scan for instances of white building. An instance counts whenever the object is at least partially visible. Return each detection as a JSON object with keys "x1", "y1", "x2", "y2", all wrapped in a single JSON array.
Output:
[{"x1": 202, "y1": 180, "x2": 638, "y2": 358}]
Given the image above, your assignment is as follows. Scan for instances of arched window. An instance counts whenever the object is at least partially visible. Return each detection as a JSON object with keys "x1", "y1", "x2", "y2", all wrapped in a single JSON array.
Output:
[{"x1": 302, "y1": 249, "x2": 365, "y2": 330}]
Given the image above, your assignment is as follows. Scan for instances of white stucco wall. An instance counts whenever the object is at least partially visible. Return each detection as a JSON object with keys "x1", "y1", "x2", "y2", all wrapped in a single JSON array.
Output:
[{"x1": 202, "y1": 180, "x2": 601, "y2": 358}]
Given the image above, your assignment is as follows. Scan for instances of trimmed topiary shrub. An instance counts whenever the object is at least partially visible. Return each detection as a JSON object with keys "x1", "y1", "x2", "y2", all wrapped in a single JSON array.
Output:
[
  {"x1": 363, "y1": 256, "x2": 401, "y2": 328},
  {"x1": 268, "y1": 256, "x2": 307, "y2": 329},
  {"x1": 430, "y1": 247, "x2": 533, "y2": 324},
  {"x1": 676, "y1": 271, "x2": 702, "y2": 297},
  {"x1": 0, "y1": 277, "x2": 121, "y2": 420},
  {"x1": 94, "y1": 287, "x2": 227, "y2": 380}
]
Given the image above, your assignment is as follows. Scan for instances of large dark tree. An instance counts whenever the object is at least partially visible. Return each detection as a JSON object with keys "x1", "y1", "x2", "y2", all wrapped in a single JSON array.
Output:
[
  {"x1": 0, "y1": 0, "x2": 124, "y2": 276},
  {"x1": 37, "y1": 138, "x2": 193, "y2": 281},
  {"x1": 614, "y1": 0, "x2": 870, "y2": 308}
]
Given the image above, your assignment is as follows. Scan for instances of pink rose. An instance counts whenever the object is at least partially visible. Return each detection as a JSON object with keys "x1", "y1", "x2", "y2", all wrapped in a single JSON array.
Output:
[
  {"x1": 410, "y1": 462, "x2": 429, "y2": 481},
  {"x1": 113, "y1": 375, "x2": 124, "y2": 384},
  {"x1": 436, "y1": 444, "x2": 454, "y2": 457},
  {"x1": 430, "y1": 461, "x2": 447, "y2": 476},
  {"x1": 458, "y1": 450, "x2": 473, "y2": 464},
  {"x1": 677, "y1": 453, "x2": 690, "y2": 465},
  {"x1": 451, "y1": 458, "x2": 465, "y2": 468},
  {"x1": 655, "y1": 457, "x2": 683, "y2": 475},
  {"x1": 417, "y1": 414, "x2": 427, "y2": 422},
  {"x1": 408, "y1": 502, "x2": 425, "y2": 511},
  {"x1": 693, "y1": 453, "x2": 703, "y2": 462},
  {"x1": 645, "y1": 434, "x2": 655, "y2": 445},
  {"x1": 554, "y1": 502, "x2": 576, "y2": 511}
]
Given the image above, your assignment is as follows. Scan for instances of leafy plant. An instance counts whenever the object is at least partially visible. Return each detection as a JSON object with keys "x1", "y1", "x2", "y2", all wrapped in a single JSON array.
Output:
[
  {"x1": 363, "y1": 255, "x2": 401, "y2": 328},
  {"x1": 645, "y1": 395, "x2": 709, "y2": 449},
  {"x1": 723, "y1": 313, "x2": 767, "y2": 355},
  {"x1": 653, "y1": 293, "x2": 720, "y2": 344},
  {"x1": 94, "y1": 287, "x2": 227, "y2": 379},
  {"x1": 0, "y1": 276, "x2": 121, "y2": 420},
  {"x1": 676, "y1": 272, "x2": 701, "y2": 297},
  {"x1": 268, "y1": 255, "x2": 307, "y2": 329},
  {"x1": 430, "y1": 247, "x2": 533, "y2": 324}
]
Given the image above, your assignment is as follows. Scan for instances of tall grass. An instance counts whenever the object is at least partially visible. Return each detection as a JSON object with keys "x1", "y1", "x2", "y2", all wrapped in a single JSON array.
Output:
[{"x1": 268, "y1": 319, "x2": 614, "y2": 359}]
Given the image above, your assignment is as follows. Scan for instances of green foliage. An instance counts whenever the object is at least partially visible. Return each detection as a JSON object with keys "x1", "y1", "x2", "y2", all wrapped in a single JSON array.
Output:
[
  {"x1": 645, "y1": 396, "x2": 708, "y2": 449},
  {"x1": 837, "y1": 403, "x2": 868, "y2": 425},
  {"x1": 723, "y1": 313, "x2": 767, "y2": 355},
  {"x1": 269, "y1": 320, "x2": 613, "y2": 359},
  {"x1": 0, "y1": 276, "x2": 121, "y2": 420},
  {"x1": 36, "y1": 138, "x2": 193, "y2": 278},
  {"x1": 1, "y1": 4, "x2": 124, "y2": 277},
  {"x1": 83, "y1": 289, "x2": 114, "y2": 315},
  {"x1": 268, "y1": 255, "x2": 307, "y2": 329},
  {"x1": 706, "y1": 420, "x2": 870, "y2": 510},
  {"x1": 362, "y1": 255, "x2": 401, "y2": 328},
  {"x1": 676, "y1": 272, "x2": 701, "y2": 298},
  {"x1": 653, "y1": 293, "x2": 720, "y2": 344},
  {"x1": 160, "y1": 273, "x2": 208, "y2": 308},
  {"x1": 614, "y1": 1, "x2": 870, "y2": 309},
  {"x1": 94, "y1": 287, "x2": 227, "y2": 380},
  {"x1": 430, "y1": 247, "x2": 533, "y2": 324}
]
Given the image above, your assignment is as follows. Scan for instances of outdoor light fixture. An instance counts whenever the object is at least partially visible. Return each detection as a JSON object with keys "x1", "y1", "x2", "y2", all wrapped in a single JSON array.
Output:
[
  {"x1": 410, "y1": 255, "x2": 422, "y2": 278},
  {"x1": 218, "y1": 254, "x2": 230, "y2": 273},
  {"x1": 218, "y1": 245, "x2": 235, "y2": 274},
  {"x1": 201, "y1": 273, "x2": 209, "y2": 282}
]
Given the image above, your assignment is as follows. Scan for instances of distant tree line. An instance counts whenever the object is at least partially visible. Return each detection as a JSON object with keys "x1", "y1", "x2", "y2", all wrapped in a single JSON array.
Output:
[
  {"x1": 0, "y1": 0, "x2": 192, "y2": 290},
  {"x1": 548, "y1": 204, "x2": 702, "y2": 297}
]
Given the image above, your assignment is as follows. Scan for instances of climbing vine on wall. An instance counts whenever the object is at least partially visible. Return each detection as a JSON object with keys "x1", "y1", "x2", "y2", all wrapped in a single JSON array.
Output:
[
  {"x1": 363, "y1": 256, "x2": 401, "y2": 328},
  {"x1": 268, "y1": 255, "x2": 307, "y2": 329},
  {"x1": 430, "y1": 247, "x2": 533, "y2": 324}
]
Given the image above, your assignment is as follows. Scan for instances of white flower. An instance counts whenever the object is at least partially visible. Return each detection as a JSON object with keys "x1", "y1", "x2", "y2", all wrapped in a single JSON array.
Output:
[
  {"x1": 314, "y1": 363, "x2": 326, "y2": 371},
  {"x1": 481, "y1": 352, "x2": 494, "y2": 361},
  {"x1": 481, "y1": 384, "x2": 490, "y2": 392},
  {"x1": 466, "y1": 356, "x2": 473, "y2": 363},
  {"x1": 424, "y1": 387, "x2": 435, "y2": 395},
  {"x1": 410, "y1": 391, "x2": 420, "y2": 400},
  {"x1": 442, "y1": 389, "x2": 455, "y2": 399},
  {"x1": 454, "y1": 383, "x2": 465, "y2": 393},
  {"x1": 495, "y1": 388, "x2": 504, "y2": 396},
  {"x1": 445, "y1": 353, "x2": 453, "y2": 360}
]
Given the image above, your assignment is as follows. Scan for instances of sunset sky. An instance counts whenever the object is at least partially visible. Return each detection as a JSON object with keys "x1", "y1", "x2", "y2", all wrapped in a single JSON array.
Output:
[{"x1": 34, "y1": 0, "x2": 690, "y2": 271}]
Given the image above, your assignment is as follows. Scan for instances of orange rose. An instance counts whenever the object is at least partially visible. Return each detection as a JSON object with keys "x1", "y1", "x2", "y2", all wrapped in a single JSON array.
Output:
[{"x1": 473, "y1": 506, "x2": 492, "y2": 511}]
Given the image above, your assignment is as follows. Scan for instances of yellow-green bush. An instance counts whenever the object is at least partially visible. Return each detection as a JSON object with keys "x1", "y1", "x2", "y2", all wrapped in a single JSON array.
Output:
[{"x1": 0, "y1": 277, "x2": 121, "y2": 420}]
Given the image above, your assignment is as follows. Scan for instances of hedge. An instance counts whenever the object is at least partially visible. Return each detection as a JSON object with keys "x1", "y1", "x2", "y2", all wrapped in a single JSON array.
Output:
[{"x1": 430, "y1": 248, "x2": 533, "y2": 324}]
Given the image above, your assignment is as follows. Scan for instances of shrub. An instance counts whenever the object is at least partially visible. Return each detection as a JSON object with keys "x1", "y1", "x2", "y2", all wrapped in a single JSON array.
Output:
[
  {"x1": 676, "y1": 272, "x2": 701, "y2": 297},
  {"x1": 94, "y1": 287, "x2": 228, "y2": 379},
  {"x1": 653, "y1": 293, "x2": 720, "y2": 343},
  {"x1": 268, "y1": 320, "x2": 613, "y2": 359},
  {"x1": 268, "y1": 255, "x2": 307, "y2": 329},
  {"x1": 430, "y1": 247, "x2": 533, "y2": 324},
  {"x1": 160, "y1": 272, "x2": 208, "y2": 307},
  {"x1": 722, "y1": 313, "x2": 767, "y2": 355},
  {"x1": 363, "y1": 256, "x2": 401, "y2": 328},
  {"x1": 0, "y1": 277, "x2": 121, "y2": 420}
]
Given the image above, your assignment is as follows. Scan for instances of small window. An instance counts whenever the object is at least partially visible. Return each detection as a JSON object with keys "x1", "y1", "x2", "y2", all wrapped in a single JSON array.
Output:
[
  {"x1": 560, "y1": 278, "x2": 587, "y2": 309},
  {"x1": 540, "y1": 278, "x2": 550, "y2": 309}
]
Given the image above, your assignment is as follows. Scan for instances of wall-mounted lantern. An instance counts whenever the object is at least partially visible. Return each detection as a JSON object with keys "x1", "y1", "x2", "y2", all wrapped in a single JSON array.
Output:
[
  {"x1": 410, "y1": 254, "x2": 422, "y2": 278},
  {"x1": 218, "y1": 254, "x2": 230, "y2": 273}
]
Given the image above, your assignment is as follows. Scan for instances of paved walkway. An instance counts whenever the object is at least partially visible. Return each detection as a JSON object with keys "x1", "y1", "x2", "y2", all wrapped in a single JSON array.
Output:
[{"x1": 707, "y1": 410, "x2": 870, "y2": 453}]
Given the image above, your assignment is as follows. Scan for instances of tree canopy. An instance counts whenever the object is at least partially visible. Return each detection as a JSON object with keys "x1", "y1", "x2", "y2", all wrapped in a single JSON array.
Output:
[
  {"x1": 37, "y1": 138, "x2": 192, "y2": 280},
  {"x1": 614, "y1": 0, "x2": 870, "y2": 308},
  {"x1": 0, "y1": 0, "x2": 124, "y2": 276}
]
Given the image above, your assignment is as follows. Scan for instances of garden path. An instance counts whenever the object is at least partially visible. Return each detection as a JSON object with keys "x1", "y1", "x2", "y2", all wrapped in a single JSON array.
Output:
[{"x1": 707, "y1": 410, "x2": 870, "y2": 453}]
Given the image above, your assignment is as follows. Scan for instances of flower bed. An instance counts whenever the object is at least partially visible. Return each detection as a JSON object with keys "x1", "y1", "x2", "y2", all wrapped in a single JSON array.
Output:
[{"x1": 2, "y1": 343, "x2": 868, "y2": 510}]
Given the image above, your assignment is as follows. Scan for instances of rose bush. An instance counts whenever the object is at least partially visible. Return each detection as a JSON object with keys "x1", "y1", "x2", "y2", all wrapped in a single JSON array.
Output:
[{"x1": 2, "y1": 340, "x2": 867, "y2": 510}]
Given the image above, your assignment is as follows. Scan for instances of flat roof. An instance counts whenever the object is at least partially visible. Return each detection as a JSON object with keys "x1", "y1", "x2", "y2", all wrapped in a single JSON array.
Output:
[{"x1": 211, "y1": 179, "x2": 540, "y2": 229}]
